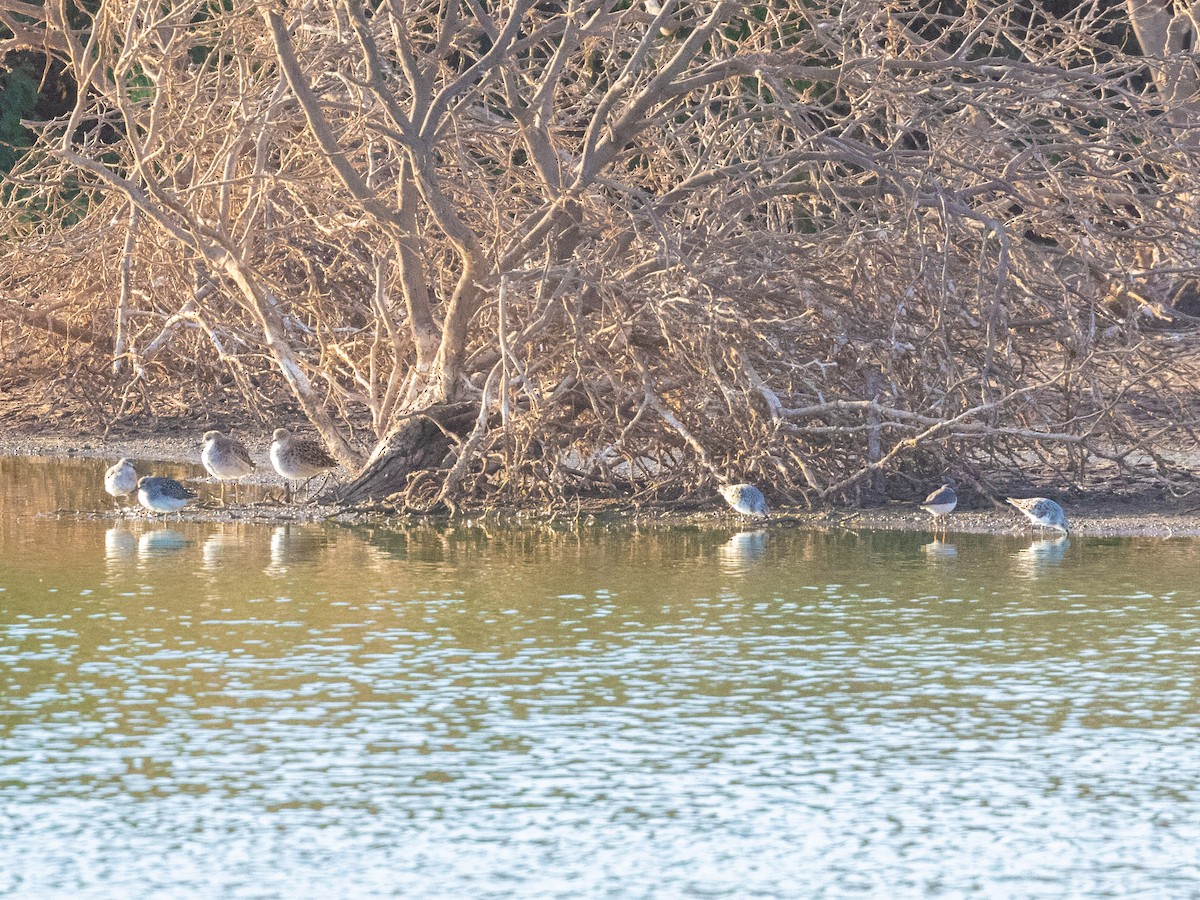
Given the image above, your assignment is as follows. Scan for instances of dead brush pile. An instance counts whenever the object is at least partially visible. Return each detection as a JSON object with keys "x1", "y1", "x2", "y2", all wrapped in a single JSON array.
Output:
[{"x1": 3, "y1": 0, "x2": 1200, "y2": 510}]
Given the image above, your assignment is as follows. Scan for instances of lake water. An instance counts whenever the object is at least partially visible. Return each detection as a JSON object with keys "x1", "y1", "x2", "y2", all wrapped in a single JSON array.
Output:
[{"x1": 2, "y1": 456, "x2": 1199, "y2": 897}]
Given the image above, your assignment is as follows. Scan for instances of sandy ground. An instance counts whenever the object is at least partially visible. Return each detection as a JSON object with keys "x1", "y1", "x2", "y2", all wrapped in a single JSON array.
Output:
[
  {"x1": 4, "y1": 426, "x2": 1200, "y2": 536},
  {"x1": 0, "y1": 428, "x2": 264, "y2": 469}
]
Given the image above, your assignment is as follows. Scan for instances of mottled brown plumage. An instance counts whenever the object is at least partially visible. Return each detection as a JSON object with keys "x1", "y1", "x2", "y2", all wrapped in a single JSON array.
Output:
[
  {"x1": 202, "y1": 430, "x2": 255, "y2": 504},
  {"x1": 270, "y1": 428, "x2": 338, "y2": 502}
]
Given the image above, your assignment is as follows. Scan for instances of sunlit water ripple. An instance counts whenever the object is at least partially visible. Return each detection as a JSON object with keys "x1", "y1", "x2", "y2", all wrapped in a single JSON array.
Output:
[{"x1": 2, "y1": 457, "x2": 1200, "y2": 896}]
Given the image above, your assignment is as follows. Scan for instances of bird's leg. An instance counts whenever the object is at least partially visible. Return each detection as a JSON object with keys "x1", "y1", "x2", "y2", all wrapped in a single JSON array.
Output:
[
  {"x1": 298, "y1": 474, "x2": 331, "y2": 503},
  {"x1": 312, "y1": 474, "x2": 332, "y2": 502}
]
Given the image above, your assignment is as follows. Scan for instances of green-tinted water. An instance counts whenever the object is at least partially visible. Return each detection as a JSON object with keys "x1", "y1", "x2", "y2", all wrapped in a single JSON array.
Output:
[{"x1": 2, "y1": 456, "x2": 1199, "y2": 896}]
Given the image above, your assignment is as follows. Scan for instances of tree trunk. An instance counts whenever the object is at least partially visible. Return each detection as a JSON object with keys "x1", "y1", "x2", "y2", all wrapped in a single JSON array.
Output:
[{"x1": 331, "y1": 400, "x2": 477, "y2": 505}]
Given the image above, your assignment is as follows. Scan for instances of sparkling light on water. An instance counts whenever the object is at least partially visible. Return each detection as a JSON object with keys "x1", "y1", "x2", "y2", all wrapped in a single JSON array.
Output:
[{"x1": 2, "y1": 457, "x2": 1200, "y2": 896}]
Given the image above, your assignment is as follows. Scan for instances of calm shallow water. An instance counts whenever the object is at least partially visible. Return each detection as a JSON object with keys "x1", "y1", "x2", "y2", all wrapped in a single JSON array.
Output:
[{"x1": 2, "y1": 457, "x2": 1200, "y2": 897}]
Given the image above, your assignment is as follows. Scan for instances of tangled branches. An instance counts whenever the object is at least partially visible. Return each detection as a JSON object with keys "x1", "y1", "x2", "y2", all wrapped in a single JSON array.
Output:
[{"x1": 3, "y1": 0, "x2": 1200, "y2": 510}]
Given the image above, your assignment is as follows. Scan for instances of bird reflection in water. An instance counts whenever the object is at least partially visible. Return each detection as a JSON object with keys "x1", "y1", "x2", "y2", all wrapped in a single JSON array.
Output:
[
  {"x1": 104, "y1": 526, "x2": 138, "y2": 571},
  {"x1": 138, "y1": 528, "x2": 189, "y2": 559},
  {"x1": 1015, "y1": 535, "x2": 1070, "y2": 578},
  {"x1": 718, "y1": 529, "x2": 769, "y2": 573},
  {"x1": 266, "y1": 524, "x2": 327, "y2": 575},
  {"x1": 201, "y1": 526, "x2": 245, "y2": 572},
  {"x1": 921, "y1": 538, "x2": 958, "y2": 561}
]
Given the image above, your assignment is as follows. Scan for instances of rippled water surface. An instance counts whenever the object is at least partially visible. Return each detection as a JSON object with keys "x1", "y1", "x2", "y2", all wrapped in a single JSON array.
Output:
[{"x1": 3, "y1": 456, "x2": 1200, "y2": 897}]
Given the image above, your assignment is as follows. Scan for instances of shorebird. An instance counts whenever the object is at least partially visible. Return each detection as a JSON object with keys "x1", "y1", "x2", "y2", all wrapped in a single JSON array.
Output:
[
  {"x1": 270, "y1": 428, "x2": 338, "y2": 502},
  {"x1": 1007, "y1": 497, "x2": 1070, "y2": 535},
  {"x1": 201, "y1": 430, "x2": 255, "y2": 504},
  {"x1": 103, "y1": 458, "x2": 138, "y2": 508},
  {"x1": 137, "y1": 476, "x2": 197, "y2": 516},
  {"x1": 920, "y1": 483, "x2": 957, "y2": 537},
  {"x1": 720, "y1": 483, "x2": 769, "y2": 518}
]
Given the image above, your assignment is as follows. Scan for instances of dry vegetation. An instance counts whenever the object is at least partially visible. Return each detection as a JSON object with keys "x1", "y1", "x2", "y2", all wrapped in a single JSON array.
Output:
[{"x1": 4, "y1": 0, "x2": 1200, "y2": 511}]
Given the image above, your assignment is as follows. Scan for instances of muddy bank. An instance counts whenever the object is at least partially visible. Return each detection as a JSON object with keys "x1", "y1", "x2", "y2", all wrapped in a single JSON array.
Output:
[
  {"x1": 5, "y1": 426, "x2": 1200, "y2": 537},
  {"x1": 779, "y1": 504, "x2": 1200, "y2": 539},
  {"x1": 0, "y1": 427, "x2": 262, "y2": 469}
]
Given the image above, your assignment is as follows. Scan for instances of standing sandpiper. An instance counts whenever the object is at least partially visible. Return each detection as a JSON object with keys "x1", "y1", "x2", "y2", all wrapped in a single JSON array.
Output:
[
  {"x1": 920, "y1": 483, "x2": 957, "y2": 537},
  {"x1": 1007, "y1": 497, "x2": 1069, "y2": 535},
  {"x1": 270, "y1": 428, "x2": 338, "y2": 502},
  {"x1": 103, "y1": 458, "x2": 138, "y2": 508},
  {"x1": 719, "y1": 483, "x2": 769, "y2": 518},
  {"x1": 201, "y1": 430, "x2": 255, "y2": 504},
  {"x1": 137, "y1": 476, "x2": 197, "y2": 516}
]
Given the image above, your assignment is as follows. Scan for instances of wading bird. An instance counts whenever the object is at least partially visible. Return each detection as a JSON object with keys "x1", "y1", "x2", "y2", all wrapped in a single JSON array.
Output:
[
  {"x1": 920, "y1": 483, "x2": 957, "y2": 537},
  {"x1": 270, "y1": 428, "x2": 338, "y2": 502},
  {"x1": 103, "y1": 458, "x2": 138, "y2": 508},
  {"x1": 201, "y1": 430, "x2": 255, "y2": 504},
  {"x1": 720, "y1": 483, "x2": 769, "y2": 519},
  {"x1": 1007, "y1": 497, "x2": 1069, "y2": 535},
  {"x1": 137, "y1": 476, "x2": 197, "y2": 517}
]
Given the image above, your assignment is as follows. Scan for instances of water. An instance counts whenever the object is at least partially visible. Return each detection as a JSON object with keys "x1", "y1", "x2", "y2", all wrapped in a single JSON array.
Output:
[{"x1": 2, "y1": 456, "x2": 1200, "y2": 897}]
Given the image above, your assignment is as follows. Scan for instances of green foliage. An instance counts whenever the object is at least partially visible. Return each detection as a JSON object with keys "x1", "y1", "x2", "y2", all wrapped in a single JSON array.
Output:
[
  {"x1": 0, "y1": 66, "x2": 39, "y2": 174},
  {"x1": 126, "y1": 68, "x2": 156, "y2": 105}
]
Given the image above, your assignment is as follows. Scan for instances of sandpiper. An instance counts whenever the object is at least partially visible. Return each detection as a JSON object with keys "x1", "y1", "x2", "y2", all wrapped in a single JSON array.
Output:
[
  {"x1": 1007, "y1": 497, "x2": 1069, "y2": 535},
  {"x1": 270, "y1": 428, "x2": 338, "y2": 502},
  {"x1": 137, "y1": 476, "x2": 197, "y2": 516},
  {"x1": 920, "y1": 483, "x2": 957, "y2": 537},
  {"x1": 720, "y1": 483, "x2": 769, "y2": 518},
  {"x1": 103, "y1": 458, "x2": 138, "y2": 508},
  {"x1": 201, "y1": 430, "x2": 255, "y2": 504}
]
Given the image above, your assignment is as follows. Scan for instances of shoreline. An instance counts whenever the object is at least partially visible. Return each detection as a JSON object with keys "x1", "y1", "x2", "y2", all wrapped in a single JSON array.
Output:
[{"x1": 5, "y1": 428, "x2": 1199, "y2": 537}]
